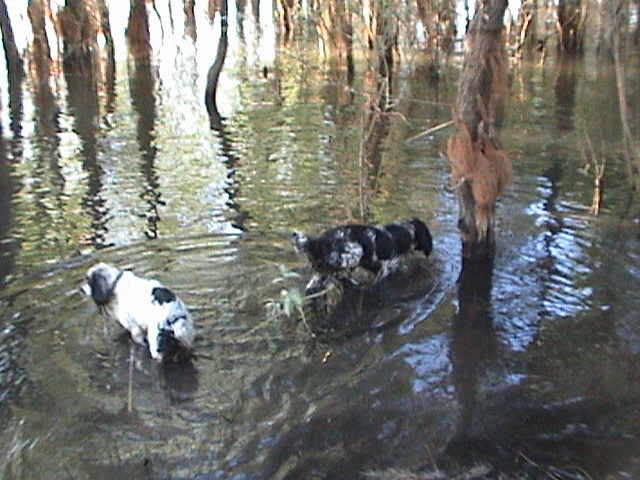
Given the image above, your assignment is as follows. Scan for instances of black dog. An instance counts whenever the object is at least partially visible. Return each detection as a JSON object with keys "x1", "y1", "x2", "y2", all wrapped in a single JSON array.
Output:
[{"x1": 292, "y1": 218, "x2": 432, "y2": 293}]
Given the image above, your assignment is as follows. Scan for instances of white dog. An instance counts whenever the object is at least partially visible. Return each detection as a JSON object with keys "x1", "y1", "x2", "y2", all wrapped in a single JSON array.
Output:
[{"x1": 81, "y1": 262, "x2": 195, "y2": 363}]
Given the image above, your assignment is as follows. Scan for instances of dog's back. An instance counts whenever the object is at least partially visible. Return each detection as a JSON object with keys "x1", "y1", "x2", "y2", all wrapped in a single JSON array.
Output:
[
  {"x1": 293, "y1": 217, "x2": 432, "y2": 289},
  {"x1": 386, "y1": 218, "x2": 433, "y2": 257}
]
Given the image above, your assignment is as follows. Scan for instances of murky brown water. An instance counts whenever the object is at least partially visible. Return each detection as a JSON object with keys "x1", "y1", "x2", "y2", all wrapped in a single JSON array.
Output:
[{"x1": 1, "y1": 4, "x2": 640, "y2": 480}]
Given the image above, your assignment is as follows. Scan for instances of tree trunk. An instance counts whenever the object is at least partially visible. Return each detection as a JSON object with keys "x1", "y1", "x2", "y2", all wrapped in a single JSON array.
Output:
[
  {"x1": 127, "y1": 0, "x2": 151, "y2": 56},
  {"x1": 184, "y1": 0, "x2": 196, "y2": 40},
  {"x1": 205, "y1": 0, "x2": 229, "y2": 125},
  {"x1": 59, "y1": 0, "x2": 99, "y2": 69},
  {"x1": 0, "y1": 0, "x2": 23, "y2": 77},
  {"x1": 557, "y1": 0, "x2": 585, "y2": 53},
  {"x1": 374, "y1": 0, "x2": 396, "y2": 79},
  {"x1": 608, "y1": 0, "x2": 640, "y2": 194},
  {"x1": 2, "y1": 0, "x2": 24, "y2": 138},
  {"x1": 96, "y1": 0, "x2": 116, "y2": 113},
  {"x1": 446, "y1": 0, "x2": 512, "y2": 260}
]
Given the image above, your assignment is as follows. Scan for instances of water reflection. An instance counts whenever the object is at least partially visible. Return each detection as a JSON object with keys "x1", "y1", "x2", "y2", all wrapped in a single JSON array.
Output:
[
  {"x1": 0, "y1": 3, "x2": 640, "y2": 479},
  {"x1": 0, "y1": 139, "x2": 16, "y2": 289},
  {"x1": 64, "y1": 64, "x2": 112, "y2": 249},
  {"x1": 553, "y1": 59, "x2": 578, "y2": 132},
  {"x1": 129, "y1": 51, "x2": 164, "y2": 239},
  {"x1": 445, "y1": 258, "x2": 502, "y2": 459}
]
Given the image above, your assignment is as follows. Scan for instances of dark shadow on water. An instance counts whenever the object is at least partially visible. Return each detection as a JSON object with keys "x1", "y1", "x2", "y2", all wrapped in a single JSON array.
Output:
[
  {"x1": 305, "y1": 256, "x2": 437, "y2": 341},
  {"x1": 441, "y1": 258, "x2": 640, "y2": 479},
  {"x1": 129, "y1": 52, "x2": 164, "y2": 240},
  {"x1": 447, "y1": 257, "x2": 500, "y2": 448},
  {"x1": 64, "y1": 65, "x2": 112, "y2": 249},
  {"x1": 0, "y1": 138, "x2": 17, "y2": 290},
  {"x1": 159, "y1": 359, "x2": 199, "y2": 403}
]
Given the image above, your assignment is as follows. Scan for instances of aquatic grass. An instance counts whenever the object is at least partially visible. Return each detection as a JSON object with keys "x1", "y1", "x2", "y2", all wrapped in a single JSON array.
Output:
[{"x1": 264, "y1": 264, "x2": 339, "y2": 334}]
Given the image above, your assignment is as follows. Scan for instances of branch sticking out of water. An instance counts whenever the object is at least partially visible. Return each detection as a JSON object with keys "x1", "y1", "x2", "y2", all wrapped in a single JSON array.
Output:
[{"x1": 578, "y1": 128, "x2": 606, "y2": 216}]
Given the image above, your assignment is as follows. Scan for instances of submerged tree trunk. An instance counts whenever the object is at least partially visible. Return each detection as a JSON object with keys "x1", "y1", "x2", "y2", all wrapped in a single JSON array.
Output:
[
  {"x1": 96, "y1": 0, "x2": 116, "y2": 113},
  {"x1": 205, "y1": 0, "x2": 229, "y2": 126},
  {"x1": 446, "y1": 0, "x2": 512, "y2": 260},
  {"x1": 127, "y1": 0, "x2": 151, "y2": 57},
  {"x1": 59, "y1": 0, "x2": 99, "y2": 70},
  {"x1": 0, "y1": 0, "x2": 23, "y2": 77}
]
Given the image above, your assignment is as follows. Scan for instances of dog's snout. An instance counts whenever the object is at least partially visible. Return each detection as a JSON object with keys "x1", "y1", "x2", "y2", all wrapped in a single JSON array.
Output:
[{"x1": 80, "y1": 283, "x2": 92, "y2": 296}]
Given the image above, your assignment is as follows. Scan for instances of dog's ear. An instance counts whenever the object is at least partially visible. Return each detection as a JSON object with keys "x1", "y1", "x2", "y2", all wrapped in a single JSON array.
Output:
[
  {"x1": 410, "y1": 218, "x2": 433, "y2": 256},
  {"x1": 152, "y1": 287, "x2": 176, "y2": 305},
  {"x1": 88, "y1": 271, "x2": 114, "y2": 306}
]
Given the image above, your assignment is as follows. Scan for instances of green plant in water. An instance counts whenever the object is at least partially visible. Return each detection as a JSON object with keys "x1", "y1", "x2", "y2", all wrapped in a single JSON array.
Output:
[
  {"x1": 265, "y1": 265, "x2": 308, "y2": 325},
  {"x1": 265, "y1": 265, "x2": 338, "y2": 332}
]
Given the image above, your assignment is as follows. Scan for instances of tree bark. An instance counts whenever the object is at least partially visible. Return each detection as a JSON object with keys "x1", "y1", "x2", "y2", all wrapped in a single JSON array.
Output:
[{"x1": 446, "y1": 0, "x2": 512, "y2": 260}]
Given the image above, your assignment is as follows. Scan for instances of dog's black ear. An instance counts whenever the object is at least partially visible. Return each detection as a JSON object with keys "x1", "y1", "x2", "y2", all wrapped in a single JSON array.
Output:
[
  {"x1": 152, "y1": 287, "x2": 176, "y2": 305},
  {"x1": 89, "y1": 271, "x2": 113, "y2": 306},
  {"x1": 411, "y1": 218, "x2": 433, "y2": 256}
]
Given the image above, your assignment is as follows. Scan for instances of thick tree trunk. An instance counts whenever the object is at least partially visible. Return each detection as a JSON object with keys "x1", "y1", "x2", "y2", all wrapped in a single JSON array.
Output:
[
  {"x1": 59, "y1": 0, "x2": 99, "y2": 69},
  {"x1": 446, "y1": 0, "x2": 512, "y2": 260},
  {"x1": 127, "y1": 0, "x2": 151, "y2": 56}
]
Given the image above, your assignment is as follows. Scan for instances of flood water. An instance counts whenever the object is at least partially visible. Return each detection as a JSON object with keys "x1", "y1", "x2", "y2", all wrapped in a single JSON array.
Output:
[{"x1": 1, "y1": 4, "x2": 640, "y2": 480}]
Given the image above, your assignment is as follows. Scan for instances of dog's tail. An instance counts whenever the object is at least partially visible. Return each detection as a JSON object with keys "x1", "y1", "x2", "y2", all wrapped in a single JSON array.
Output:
[{"x1": 409, "y1": 218, "x2": 433, "y2": 257}]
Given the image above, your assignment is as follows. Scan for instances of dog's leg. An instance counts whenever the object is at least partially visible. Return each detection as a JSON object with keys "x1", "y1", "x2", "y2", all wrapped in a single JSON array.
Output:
[
  {"x1": 129, "y1": 325, "x2": 146, "y2": 345},
  {"x1": 146, "y1": 321, "x2": 163, "y2": 361}
]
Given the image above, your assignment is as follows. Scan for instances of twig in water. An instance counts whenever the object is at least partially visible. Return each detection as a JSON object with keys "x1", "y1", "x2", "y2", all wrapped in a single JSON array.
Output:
[{"x1": 127, "y1": 343, "x2": 134, "y2": 413}]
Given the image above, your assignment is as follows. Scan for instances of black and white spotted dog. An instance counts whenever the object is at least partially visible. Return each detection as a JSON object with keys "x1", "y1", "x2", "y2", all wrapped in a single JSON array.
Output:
[
  {"x1": 292, "y1": 218, "x2": 433, "y2": 294},
  {"x1": 81, "y1": 263, "x2": 195, "y2": 363}
]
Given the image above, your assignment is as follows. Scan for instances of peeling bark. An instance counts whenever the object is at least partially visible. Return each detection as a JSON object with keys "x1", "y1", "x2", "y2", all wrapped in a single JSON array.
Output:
[{"x1": 446, "y1": 0, "x2": 511, "y2": 260}]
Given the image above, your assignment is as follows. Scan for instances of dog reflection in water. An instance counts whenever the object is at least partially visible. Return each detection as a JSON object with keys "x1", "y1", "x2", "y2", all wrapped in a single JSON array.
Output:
[
  {"x1": 292, "y1": 218, "x2": 433, "y2": 297},
  {"x1": 81, "y1": 262, "x2": 195, "y2": 363}
]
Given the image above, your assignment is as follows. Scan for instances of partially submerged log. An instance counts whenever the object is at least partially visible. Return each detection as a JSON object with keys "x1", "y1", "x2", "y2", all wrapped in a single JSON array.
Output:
[{"x1": 447, "y1": 0, "x2": 511, "y2": 259}]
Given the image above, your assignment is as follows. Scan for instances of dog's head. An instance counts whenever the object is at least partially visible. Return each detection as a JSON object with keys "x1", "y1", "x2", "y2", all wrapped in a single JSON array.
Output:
[
  {"x1": 81, "y1": 263, "x2": 124, "y2": 307},
  {"x1": 292, "y1": 231, "x2": 310, "y2": 254},
  {"x1": 292, "y1": 231, "x2": 326, "y2": 267},
  {"x1": 293, "y1": 228, "x2": 366, "y2": 274},
  {"x1": 408, "y1": 218, "x2": 433, "y2": 257}
]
